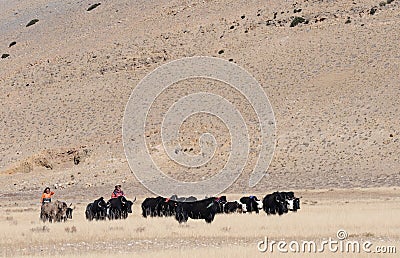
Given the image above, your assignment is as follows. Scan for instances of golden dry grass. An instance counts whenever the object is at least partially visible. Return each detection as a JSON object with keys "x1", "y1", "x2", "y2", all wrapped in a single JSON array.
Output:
[{"x1": 1, "y1": 188, "x2": 399, "y2": 257}]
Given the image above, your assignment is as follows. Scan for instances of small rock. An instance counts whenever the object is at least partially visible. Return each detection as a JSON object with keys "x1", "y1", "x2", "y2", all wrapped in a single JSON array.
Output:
[
  {"x1": 87, "y1": 3, "x2": 101, "y2": 12},
  {"x1": 1, "y1": 54, "x2": 10, "y2": 59},
  {"x1": 26, "y1": 19, "x2": 39, "y2": 27}
]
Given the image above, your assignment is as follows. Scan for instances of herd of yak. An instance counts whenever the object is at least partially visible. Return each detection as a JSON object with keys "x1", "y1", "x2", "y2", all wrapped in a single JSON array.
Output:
[
  {"x1": 40, "y1": 191, "x2": 300, "y2": 224},
  {"x1": 141, "y1": 192, "x2": 300, "y2": 223}
]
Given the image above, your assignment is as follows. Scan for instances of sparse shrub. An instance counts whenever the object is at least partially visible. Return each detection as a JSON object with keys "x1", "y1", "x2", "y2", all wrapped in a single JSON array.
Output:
[
  {"x1": 290, "y1": 16, "x2": 306, "y2": 27},
  {"x1": 135, "y1": 227, "x2": 145, "y2": 233},
  {"x1": 65, "y1": 226, "x2": 77, "y2": 233},
  {"x1": 221, "y1": 226, "x2": 231, "y2": 232},
  {"x1": 31, "y1": 226, "x2": 50, "y2": 233},
  {"x1": 26, "y1": 19, "x2": 39, "y2": 27},
  {"x1": 109, "y1": 226, "x2": 124, "y2": 231},
  {"x1": 379, "y1": 1, "x2": 386, "y2": 6},
  {"x1": 345, "y1": 17, "x2": 351, "y2": 24},
  {"x1": 370, "y1": 7, "x2": 377, "y2": 15}
]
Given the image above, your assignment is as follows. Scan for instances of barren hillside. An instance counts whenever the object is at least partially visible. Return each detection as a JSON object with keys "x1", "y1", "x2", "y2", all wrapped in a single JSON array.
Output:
[{"x1": 0, "y1": 0, "x2": 399, "y2": 199}]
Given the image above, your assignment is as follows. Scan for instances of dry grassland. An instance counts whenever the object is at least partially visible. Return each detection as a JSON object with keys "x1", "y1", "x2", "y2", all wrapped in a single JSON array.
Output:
[{"x1": 1, "y1": 188, "x2": 399, "y2": 257}]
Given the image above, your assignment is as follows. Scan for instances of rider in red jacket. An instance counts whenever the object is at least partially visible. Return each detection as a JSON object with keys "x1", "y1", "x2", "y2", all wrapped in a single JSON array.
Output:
[{"x1": 111, "y1": 184, "x2": 125, "y2": 198}]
